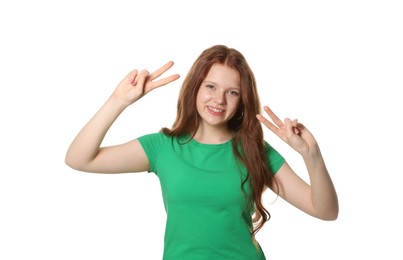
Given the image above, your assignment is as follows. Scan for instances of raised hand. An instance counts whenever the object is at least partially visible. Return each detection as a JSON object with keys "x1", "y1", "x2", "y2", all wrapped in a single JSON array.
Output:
[
  {"x1": 256, "y1": 106, "x2": 319, "y2": 155},
  {"x1": 112, "y1": 61, "x2": 180, "y2": 107}
]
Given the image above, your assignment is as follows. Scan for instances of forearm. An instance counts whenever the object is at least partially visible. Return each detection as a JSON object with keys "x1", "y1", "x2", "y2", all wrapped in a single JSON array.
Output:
[
  {"x1": 303, "y1": 147, "x2": 339, "y2": 220},
  {"x1": 65, "y1": 95, "x2": 128, "y2": 170}
]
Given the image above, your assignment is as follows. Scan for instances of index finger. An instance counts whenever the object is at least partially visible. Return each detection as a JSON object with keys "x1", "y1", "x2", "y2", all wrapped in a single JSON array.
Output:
[
  {"x1": 148, "y1": 61, "x2": 180, "y2": 89},
  {"x1": 148, "y1": 61, "x2": 177, "y2": 81},
  {"x1": 263, "y1": 106, "x2": 284, "y2": 128},
  {"x1": 256, "y1": 113, "x2": 279, "y2": 134}
]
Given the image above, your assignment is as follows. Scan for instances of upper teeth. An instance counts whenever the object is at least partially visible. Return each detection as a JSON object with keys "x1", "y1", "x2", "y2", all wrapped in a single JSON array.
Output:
[{"x1": 209, "y1": 106, "x2": 223, "y2": 112}]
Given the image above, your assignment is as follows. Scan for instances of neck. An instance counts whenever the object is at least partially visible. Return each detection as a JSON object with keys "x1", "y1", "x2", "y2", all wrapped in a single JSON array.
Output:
[{"x1": 193, "y1": 124, "x2": 233, "y2": 144}]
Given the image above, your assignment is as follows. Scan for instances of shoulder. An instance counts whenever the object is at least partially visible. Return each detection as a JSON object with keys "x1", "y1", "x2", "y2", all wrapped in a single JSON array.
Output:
[
  {"x1": 263, "y1": 140, "x2": 285, "y2": 174},
  {"x1": 138, "y1": 131, "x2": 170, "y2": 143},
  {"x1": 137, "y1": 131, "x2": 184, "y2": 150}
]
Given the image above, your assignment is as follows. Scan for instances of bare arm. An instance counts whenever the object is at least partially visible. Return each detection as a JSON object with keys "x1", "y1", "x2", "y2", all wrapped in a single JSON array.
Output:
[
  {"x1": 257, "y1": 106, "x2": 339, "y2": 220},
  {"x1": 65, "y1": 61, "x2": 180, "y2": 173}
]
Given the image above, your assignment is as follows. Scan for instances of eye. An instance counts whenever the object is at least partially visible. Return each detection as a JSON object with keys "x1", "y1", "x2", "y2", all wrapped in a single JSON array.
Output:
[
  {"x1": 227, "y1": 90, "x2": 240, "y2": 96},
  {"x1": 206, "y1": 84, "x2": 215, "y2": 89}
]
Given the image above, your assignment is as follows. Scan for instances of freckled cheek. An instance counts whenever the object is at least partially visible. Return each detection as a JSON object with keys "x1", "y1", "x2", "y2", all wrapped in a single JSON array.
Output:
[
  {"x1": 200, "y1": 93, "x2": 213, "y2": 102},
  {"x1": 196, "y1": 92, "x2": 212, "y2": 113},
  {"x1": 226, "y1": 98, "x2": 240, "y2": 108}
]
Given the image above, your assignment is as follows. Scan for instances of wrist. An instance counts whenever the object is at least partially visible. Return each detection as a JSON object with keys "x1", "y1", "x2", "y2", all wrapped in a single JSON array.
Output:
[
  {"x1": 301, "y1": 144, "x2": 321, "y2": 162},
  {"x1": 107, "y1": 94, "x2": 131, "y2": 111}
]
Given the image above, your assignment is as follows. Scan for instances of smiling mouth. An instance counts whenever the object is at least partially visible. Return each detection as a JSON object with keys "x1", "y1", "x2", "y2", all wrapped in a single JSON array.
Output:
[{"x1": 208, "y1": 106, "x2": 224, "y2": 113}]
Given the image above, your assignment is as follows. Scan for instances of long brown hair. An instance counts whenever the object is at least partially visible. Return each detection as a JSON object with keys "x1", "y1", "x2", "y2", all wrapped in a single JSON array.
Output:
[{"x1": 162, "y1": 44, "x2": 276, "y2": 237}]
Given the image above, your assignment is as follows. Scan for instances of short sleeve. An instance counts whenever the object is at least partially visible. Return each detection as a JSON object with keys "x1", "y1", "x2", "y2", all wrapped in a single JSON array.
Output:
[
  {"x1": 137, "y1": 132, "x2": 165, "y2": 173},
  {"x1": 264, "y1": 141, "x2": 285, "y2": 175}
]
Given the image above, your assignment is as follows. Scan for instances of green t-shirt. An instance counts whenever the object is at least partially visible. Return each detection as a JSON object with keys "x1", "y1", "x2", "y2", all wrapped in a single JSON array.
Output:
[{"x1": 138, "y1": 132, "x2": 285, "y2": 260}]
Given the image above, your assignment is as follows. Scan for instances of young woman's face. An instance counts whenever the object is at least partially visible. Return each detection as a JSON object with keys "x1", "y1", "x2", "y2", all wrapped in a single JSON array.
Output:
[{"x1": 196, "y1": 63, "x2": 241, "y2": 129}]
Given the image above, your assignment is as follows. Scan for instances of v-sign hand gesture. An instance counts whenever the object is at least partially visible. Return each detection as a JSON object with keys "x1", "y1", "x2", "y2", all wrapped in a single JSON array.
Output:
[
  {"x1": 113, "y1": 61, "x2": 180, "y2": 107},
  {"x1": 256, "y1": 106, "x2": 319, "y2": 156}
]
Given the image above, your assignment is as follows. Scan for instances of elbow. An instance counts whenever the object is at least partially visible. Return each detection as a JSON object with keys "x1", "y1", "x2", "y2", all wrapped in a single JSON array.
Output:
[
  {"x1": 318, "y1": 205, "x2": 339, "y2": 221},
  {"x1": 328, "y1": 200, "x2": 340, "y2": 220},
  {"x1": 65, "y1": 154, "x2": 86, "y2": 172},
  {"x1": 314, "y1": 194, "x2": 339, "y2": 221},
  {"x1": 329, "y1": 207, "x2": 339, "y2": 221},
  {"x1": 65, "y1": 156, "x2": 78, "y2": 171},
  {"x1": 315, "y1": 212, "x2": 338, "y2": 221},
  {"x1": 323, "y1": 212, "x2": 338, "y2": 221}
]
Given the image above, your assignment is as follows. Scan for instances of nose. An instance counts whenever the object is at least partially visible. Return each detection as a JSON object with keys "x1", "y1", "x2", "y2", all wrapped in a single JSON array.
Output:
[{"x1": 213, "y1": 90, "x2": 226, "y2": 105}]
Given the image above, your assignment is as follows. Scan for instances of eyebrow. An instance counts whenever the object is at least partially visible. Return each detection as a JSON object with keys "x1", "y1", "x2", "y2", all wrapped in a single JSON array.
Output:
[{"x1": 202, "y1": 80, "x2": 241, "y2": 90}]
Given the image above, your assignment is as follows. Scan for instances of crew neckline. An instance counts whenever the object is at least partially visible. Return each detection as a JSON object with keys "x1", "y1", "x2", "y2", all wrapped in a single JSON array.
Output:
[
  {"x1": 190, "y1": 137, "x2": 233, "y2": 147},
  {"x1": 178, "y1": 134, "x2": 233, "y2": 148}
]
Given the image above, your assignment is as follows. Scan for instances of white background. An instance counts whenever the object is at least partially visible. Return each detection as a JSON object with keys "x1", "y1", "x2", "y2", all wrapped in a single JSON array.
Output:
[{"x1": 1, "y1": 0, "x2": 402, "y2": 259}]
